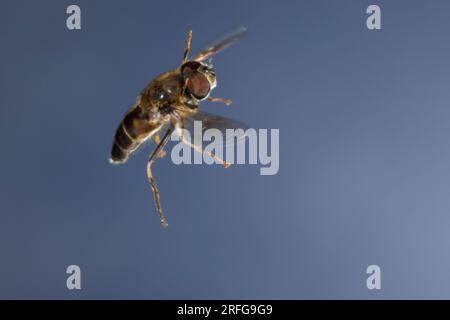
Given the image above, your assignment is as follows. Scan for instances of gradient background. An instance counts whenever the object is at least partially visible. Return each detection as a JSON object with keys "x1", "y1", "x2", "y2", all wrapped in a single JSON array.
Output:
[{"x1": 1, "y1": 0, "x2": 450, "y2": 299}]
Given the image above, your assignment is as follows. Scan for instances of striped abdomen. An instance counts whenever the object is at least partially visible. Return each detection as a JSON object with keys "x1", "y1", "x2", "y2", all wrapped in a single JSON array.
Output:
[{"x1": 110, "y1": 104, "x2": 160, "y2": 164}]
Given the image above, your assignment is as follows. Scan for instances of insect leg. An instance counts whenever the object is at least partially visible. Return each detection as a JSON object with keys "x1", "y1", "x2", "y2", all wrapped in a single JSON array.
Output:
[
  {"x1": 180, "y1": 135, "x2": 231, "y2": 168},
  {"x1": 147, "y1": 126, "x2": 174, "y2": 227},
  {"x1": 181, "y1": 30, "x2": 193, "y2": 64},
  {"x1": 207, "y1": 97, "x2": 232, "y2": 106},
  {"x1": 178, "y1": 78, "x2": 190, "y2": 105},
  {"x1": 153, "y1": 133, "x2": 166, "y2": 158}
]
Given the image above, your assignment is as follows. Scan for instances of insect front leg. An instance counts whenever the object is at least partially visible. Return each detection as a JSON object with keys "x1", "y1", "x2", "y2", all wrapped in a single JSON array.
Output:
[
  {"x1": 178, "y1": 78, "x2": 190, "y2": 105},
  {"x1": 181, "y1": 30, "x2": 193, "y2": 65},
  {"x1": 146, "y1": 126, "x2": 174, "y2": 227},
  {"x1": 207, "y1": 97, "x2": 232, "y2": 106}
]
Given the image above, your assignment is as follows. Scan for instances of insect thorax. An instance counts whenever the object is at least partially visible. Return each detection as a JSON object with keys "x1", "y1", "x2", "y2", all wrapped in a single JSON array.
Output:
[{"x1": 144, "y1": 71, "x2": 183, "y2": 107}]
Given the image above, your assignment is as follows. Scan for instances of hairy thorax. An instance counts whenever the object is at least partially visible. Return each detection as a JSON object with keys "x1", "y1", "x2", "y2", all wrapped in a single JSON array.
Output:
[{"x1": 141, "y1": 70, "x2": 183, "y2": 110}]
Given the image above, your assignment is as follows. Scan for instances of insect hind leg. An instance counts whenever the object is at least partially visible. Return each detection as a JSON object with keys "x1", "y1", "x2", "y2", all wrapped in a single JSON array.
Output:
[
  {"x1": 180, "y1": 135, "x2": 231, "y2": 168},
  {"x1": 146, "y1": 127, "x2": 174, "y2": 227},
  {"x1": 153, "y1": 133, "x2": 167, "y2": 158}
]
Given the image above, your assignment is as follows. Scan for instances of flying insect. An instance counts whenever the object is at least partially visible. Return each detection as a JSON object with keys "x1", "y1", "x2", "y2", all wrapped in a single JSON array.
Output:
[{"x1": 110, "y1": 27, "x2": 247, "y2": 227}]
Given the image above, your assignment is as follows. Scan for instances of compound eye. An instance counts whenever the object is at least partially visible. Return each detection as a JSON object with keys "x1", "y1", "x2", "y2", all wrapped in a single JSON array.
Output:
[
  {"x1": 181, "y1": 61, "x2": 201, "y2": 77},
  {"x1": 186, "y1": 72, "x2": 211, "y2": 100}
]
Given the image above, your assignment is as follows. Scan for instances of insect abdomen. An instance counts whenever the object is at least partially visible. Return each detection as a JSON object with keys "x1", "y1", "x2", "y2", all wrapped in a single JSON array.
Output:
[{"x1": 110, "y1": 104, "x2": 158, "y2": 164}]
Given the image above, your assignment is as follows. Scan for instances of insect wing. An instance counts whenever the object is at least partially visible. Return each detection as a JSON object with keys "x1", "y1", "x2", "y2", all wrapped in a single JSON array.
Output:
[
  {"x1": 181, "y1": 111, "x2": 249, "y2": 147},
  {"x1": 192, "y1": 27, "x2": 247, "y2": 62}
]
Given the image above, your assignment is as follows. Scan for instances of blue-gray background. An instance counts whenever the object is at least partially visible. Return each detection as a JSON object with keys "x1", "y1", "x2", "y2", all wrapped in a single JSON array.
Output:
[{"x1": 1, "y1": 0, "x2": 450, "y2": 299}]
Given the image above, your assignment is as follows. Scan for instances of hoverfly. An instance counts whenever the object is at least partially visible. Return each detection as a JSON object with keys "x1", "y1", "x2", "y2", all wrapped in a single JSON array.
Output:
[{"x1": 110, "y1": 27, "x2": 247, "y2": 227}]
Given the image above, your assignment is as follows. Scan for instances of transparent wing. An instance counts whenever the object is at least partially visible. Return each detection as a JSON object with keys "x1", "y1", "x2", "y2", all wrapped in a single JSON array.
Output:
[
  {"x1": 192, "y1": 27, "x2": 247, "y2": 62},
  {"x1": 180, "y1": 110, "x2": 249, "y2": 147}
]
